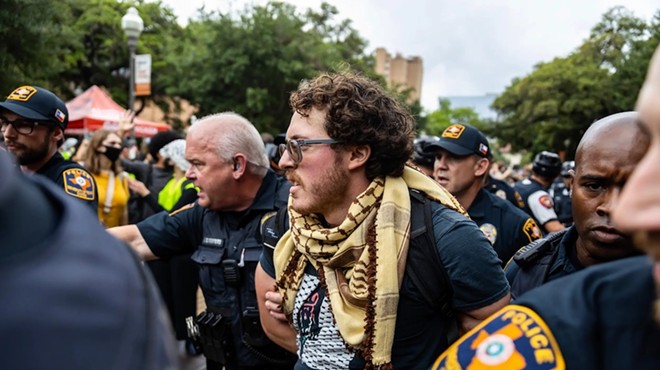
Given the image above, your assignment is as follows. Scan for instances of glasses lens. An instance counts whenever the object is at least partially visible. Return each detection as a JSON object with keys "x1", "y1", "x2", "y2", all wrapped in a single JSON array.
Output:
[
  {"x1": 0, "y1": 119, "x2": 35, "y2": 135},
  {"x1": 287, "y1": 140, "x2": 301, "y2": 163}
]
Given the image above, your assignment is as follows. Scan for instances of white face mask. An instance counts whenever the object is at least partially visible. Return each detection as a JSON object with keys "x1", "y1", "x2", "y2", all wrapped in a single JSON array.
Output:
[{"x1": 128, "y1": 147, "x2": 137, "y2": 160}]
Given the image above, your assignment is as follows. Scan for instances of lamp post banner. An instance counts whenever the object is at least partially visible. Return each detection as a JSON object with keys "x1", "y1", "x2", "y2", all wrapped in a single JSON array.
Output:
[{"x1": 135, "y1": 54, "x2": 151, "y2": 96}]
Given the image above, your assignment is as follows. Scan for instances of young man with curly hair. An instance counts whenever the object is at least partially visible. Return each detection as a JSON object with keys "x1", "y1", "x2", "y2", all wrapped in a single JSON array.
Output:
[{"x1": 256, "y1": 72, "x2": 510, "y2": 369}]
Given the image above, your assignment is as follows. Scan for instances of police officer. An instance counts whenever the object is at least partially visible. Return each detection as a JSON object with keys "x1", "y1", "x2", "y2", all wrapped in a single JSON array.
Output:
[
  {"x1": 505, "y1": 112, "x2": 647, "y2": 299},
  {"x1": 426, "y1": 123, "x2": 542, "y2": 264},
  {"x1": 109, "y1": 113, "x2": 296, "y2": 370},
  {"x1": 0, "y1": 150, "x2": 176, "y2": 370},
  {"x1": 432, "y1": 47, "x2": 660, "y2": 368},
  {"x1": 411, "y1": 135, "x2": 439, "y2": 177},
  {"x1": 514, "y1": 151, "x2": 565, "y2": 234},
  {"x1": 550, "y1": 160, "x2": 574, "y2": 226},
  {"x1": 0, "y1": 85, "x2": 98, "y2": 212}
]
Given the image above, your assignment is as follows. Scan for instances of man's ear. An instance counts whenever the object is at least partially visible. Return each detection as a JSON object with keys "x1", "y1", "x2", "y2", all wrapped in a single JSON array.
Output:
[
  {"x1": 232, "y1": 154, "x2": 247, "y2": 178},
  {"x1": 347, "y1": 144, "x2": 371, "y2": 170},
  {"x1": 474, "y1": 157, "x2": 490, "y2": 177}
]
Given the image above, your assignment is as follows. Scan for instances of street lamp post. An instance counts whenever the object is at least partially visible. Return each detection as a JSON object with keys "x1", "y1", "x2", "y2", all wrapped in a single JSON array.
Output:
[{"x1": 121, "y1": 6, "x2": 143, "y2": 140}]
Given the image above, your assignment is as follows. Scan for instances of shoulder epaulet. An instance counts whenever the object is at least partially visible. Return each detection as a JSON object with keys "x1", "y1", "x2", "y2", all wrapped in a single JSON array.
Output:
[
  {"x1": 513, "y1": 229, "x2": 568, "y2": 267},
  {"x1": 258, "y1": 207, "x2": 289, "y2": 249}
]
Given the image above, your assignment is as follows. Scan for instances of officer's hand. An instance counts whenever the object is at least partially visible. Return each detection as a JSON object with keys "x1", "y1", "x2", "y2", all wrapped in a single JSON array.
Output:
[{"x1": 265, "y1": 290, "x2": 287, "y2": 322}]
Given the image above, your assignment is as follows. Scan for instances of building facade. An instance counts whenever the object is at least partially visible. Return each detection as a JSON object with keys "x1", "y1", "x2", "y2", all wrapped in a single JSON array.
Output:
[{"x1": 375, "y1": 47, "x2": 423, "y2": 104}]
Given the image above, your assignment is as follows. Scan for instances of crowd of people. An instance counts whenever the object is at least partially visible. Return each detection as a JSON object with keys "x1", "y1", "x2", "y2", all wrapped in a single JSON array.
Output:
[{"x1": 2, "y1": 44, "x2": 660, "y2": 370}]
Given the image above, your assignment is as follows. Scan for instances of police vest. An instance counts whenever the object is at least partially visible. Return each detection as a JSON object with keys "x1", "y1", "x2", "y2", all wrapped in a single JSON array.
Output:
[
  {"x1": 509, "y1": 229, "x2": 569, "y2": 298},
  {"x1": 191, "y1": 178, "x2": 294, "y2": 366}
]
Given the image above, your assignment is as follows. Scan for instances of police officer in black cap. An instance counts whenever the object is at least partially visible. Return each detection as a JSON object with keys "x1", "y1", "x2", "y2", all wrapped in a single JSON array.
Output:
[
  {"x1": 550, "y1": 160, "x2": 574, "y2": 227},
  {"x1": 425, "y1": 123, "x2": 542, "y2": 264},
  {"x1": 514, "y1": 150, "x2": 564, "y2": 234},
  {"x1": 0, "y1": 149, "x2": 177, "y2": 370},
  {"x1": 0, "y1": 85, "x2": 98, "y2": 212}
]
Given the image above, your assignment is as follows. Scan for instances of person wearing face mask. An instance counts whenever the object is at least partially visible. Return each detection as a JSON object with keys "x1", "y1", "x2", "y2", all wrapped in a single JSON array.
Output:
[
  {"x1": 83, "y1": 129, "x2": 130, "y2": 227},
  {"x1": 0, "y1": 85, "x2": 98, "y2": 212}
]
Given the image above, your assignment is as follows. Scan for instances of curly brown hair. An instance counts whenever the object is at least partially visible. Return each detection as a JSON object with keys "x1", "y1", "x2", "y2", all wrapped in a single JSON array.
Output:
[{"x1": 290, "y1": 72, "x2": 415, "y2": 180}]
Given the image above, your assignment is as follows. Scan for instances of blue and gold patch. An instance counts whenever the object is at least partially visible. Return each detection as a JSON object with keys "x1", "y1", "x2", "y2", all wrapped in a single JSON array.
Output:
[
  {"x1": 62, "y1": 168, "x2": 95, "y2": 201},
  {"x1": 522, "y1": 218, "x2": 542, "y2": 242},
  {"x1": 432, "y1": 305, "x2": 564, "y2": 370},
  {"x1": 7, "y1": 86, "x2": 37, "y2": 101}
]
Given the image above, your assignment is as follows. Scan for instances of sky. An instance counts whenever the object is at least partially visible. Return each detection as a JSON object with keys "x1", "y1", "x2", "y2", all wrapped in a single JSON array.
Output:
[{"x1": 161, "y1": 0, "x2": 658, "y2": 111}]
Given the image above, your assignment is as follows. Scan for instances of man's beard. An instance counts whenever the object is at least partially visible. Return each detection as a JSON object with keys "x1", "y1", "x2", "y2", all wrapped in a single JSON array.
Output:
[{"x1": 13, "y1": 140, "x2": 51, "y2": 166}]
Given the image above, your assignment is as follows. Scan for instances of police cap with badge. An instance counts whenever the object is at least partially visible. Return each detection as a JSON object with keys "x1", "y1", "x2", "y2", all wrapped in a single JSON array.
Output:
[
  {"x1": 423, "y1": 123, "x2": 491, "y2": 159},
  {"x1": 0, "y1": 85, "x2": 68, "y2": 130}
]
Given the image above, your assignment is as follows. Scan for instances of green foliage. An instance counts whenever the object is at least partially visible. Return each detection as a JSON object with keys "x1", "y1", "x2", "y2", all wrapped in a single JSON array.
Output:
[
  {"x1": 163, "y1": 1, "x2": 374, "y2": 134},
  {"x1": 489, "y1": 6, "x2": 659, "y2": 158},
  {"x1": 0, "y1": 0, "x2": 77, "y2": 95},
  {"x1": 425, "y1": 98, "x2": 486, "y2": 136}
]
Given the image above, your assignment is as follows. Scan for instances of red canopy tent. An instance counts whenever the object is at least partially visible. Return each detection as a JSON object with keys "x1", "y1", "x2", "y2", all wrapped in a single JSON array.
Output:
[{"x1": 65, "y1": 85, "x2": 170, "y2": 138}]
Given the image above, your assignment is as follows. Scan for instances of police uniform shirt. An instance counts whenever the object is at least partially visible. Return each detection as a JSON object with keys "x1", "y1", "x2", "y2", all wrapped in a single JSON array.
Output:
[
  {"x1": 36, "y1": 151, "x2": 98, "y2": 212},
  {"x1": 260, "y1": 201, "x2": 510, "y2": 370},
  {"x1": 514, "y1": 178, "x2": 559, "y2": 232},
  {"x1": 468, "y1": 189, "x2": 542, "y2": 265},
  {"x1": 0, "y1": 170, "x2": 176, "y2": 370},
  {"x1": 485, "y1": 176, "x2": 524, "y2": 208},
  {"x1": 432, "y1": 255, "x2": 660, "y2": 370},
  {"x1": 136, "y1": 170, "x2": 291, "y2": 367},
  {"x1": 505, "y1": 226, "x2": 582, "y2": 299}
]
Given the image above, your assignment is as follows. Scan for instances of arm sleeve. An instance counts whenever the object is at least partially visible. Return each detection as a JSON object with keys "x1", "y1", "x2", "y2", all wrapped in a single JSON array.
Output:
[
  {"x1": 136, "y1": 204, "x2": 203, "y2": 258},
  {"x1": 431, "y1": 204, "x2": 510, "y2": 312},
  {"x1": 260, "y1": 247, "x2": 276, "y2": 278},
  {"x1": 527, "y1": 190, "x2": 559, "y2": 225}
]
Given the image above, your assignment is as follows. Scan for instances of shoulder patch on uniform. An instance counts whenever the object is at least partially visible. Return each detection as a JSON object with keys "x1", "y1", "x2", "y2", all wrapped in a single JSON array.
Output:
[
  {"x1": 523, "y1": 218, "x2": 542, "y2": 242},
  {"x1": 62, "y1": 168, "x2": 96, "y2": 201},
  {"x1": 169, "y1": 202, "x2": 195, "y2": 216},
  {"x1": 480, "y1": 223, "x2": 498, "y2": 245},
  {"x1": 495, "y1": 189, "x2": 507, "y2": 200},
  {"x1": 515, "y1": 191, "x2": 525, "y2": 208},
  {"x1": 539, "y1": 194, "x2": 553, "y2": 209},
  {"x1": 432, "y1": 305, "x2": 565, "y2": 370}
]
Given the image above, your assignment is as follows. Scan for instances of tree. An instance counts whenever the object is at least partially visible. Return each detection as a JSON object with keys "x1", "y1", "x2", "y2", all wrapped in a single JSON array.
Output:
[
  {"x1": 0, "y1": 0, "x2": 77, "y2": 95},
  {"x1": 489, "y1": 6, "x2": 654, "y2": 158},
  {"x1": 425, "y1": 98, "x2": 485, "y2": 136},
  {"x1": 164, "y1": 1, "x2": 374, "y2": 134}
]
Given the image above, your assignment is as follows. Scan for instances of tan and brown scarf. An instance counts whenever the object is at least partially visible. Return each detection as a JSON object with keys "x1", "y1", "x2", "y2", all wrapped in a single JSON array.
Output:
[{"x1": 273, "y1": 165, "x2": 466, "y2": 368}]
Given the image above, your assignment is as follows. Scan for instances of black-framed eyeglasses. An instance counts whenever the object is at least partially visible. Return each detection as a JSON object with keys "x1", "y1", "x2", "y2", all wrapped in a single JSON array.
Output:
[
  {"x1": 0, "y1": 116, "x2": 53, "y2": 135},
  {"x1": 278, "y1": 139, "x2": 339, "y2": 164}
]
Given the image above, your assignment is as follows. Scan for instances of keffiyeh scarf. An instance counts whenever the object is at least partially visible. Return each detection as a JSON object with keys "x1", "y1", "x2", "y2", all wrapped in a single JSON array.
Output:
[{"x1": 273, "y1": 166, "x2": 466, "y2": 368}]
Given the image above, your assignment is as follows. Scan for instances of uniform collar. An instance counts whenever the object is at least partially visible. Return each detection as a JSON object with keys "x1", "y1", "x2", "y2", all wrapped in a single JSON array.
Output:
[
  {"x1": 35, "y1": 152, "x2": 64, "y2": 175},
  {"x1": 467, "y1": 188, "x2": 488, "y2": 217}
]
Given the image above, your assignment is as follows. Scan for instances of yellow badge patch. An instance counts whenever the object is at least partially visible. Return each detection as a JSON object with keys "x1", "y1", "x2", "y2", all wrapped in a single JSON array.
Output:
[
  {"x1": 442, "y1": 124, "x2": 465, "y2": 139},
  {"x1": 62, "y1": 168, "x2": 96, "y2": 201},
  {"x1": 8, "y1": 86, "x2": 37, "y2": 102},
  {"x1": 432, "y1": 305, "x2": 565, "y2": 370},
  {"x1": 523, "y1": 218, "x2": 543, "y2": 242}
]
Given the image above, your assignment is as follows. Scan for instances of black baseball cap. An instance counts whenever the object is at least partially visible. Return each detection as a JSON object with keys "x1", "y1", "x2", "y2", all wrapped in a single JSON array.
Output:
[
  {"x1": 424, "y1": 123, "x2": 491, "y2": 158},
  {"x1": 0, "y1": 86, "x2": 68, "y2": 130}
]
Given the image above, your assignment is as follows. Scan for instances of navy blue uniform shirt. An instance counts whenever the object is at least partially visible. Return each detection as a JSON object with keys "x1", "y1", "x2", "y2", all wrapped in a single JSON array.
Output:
[
  {"x1": 433, "y1": 255, "x2": 660, "y2": 370},
  {"x1": 468, "y1": 189, "x2": 542, "y2": 266},
  {"x1": 505, "y1": 226, "x2": 582, "y2": 299},
  {"x1": 36, "y1": 151, "x2": 98, "y2": 212}
]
